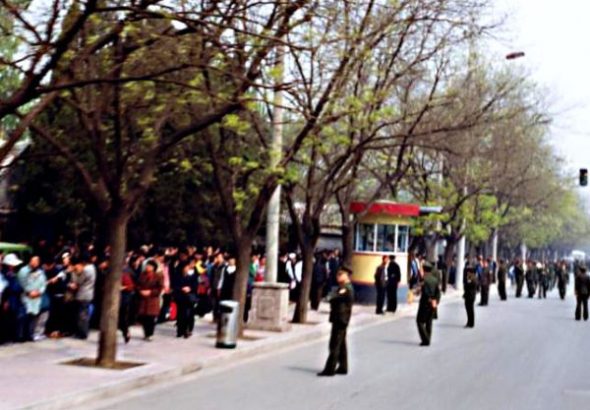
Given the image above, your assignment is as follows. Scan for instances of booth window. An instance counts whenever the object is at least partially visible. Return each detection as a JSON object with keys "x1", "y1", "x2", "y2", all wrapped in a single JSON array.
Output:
[
  {"x1": 377, "y1": 224, "x2": 396, "y2": 252},
  {"x1": 356, "y1": 223, "x2": 375, "y2": 252},
  {"x1": 355, "y1": 223, "x2": 410, "y2": 253},
  {"x1": 396, "y1": 225, "x2": 409, "y2": 253}
]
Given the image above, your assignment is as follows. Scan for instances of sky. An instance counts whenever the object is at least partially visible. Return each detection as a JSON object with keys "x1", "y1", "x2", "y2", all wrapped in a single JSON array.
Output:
[{"x1": 492, "y1": 0, "x2": 590, "y2": 193}]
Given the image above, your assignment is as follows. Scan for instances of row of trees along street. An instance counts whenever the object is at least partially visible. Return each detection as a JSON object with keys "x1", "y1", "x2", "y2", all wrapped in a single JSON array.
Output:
[{"x1": 1, "y1": 0, "x2": 589, "y2": 367}]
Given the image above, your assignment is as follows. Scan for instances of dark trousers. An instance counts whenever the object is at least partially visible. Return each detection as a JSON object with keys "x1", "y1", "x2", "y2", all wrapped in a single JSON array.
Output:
[
  {"x1": 0, "y1": 309, "x2": 23, "y2": 343},
  {"x1": 479, "y1": 285, "x2": 489, "y2": 306},
  {"x1": 118, "y1": 293, "x2": 132, "y2": 337},
  {"x1": 75, "y1": 301, "x2": 91, "y2": 339},
  {"x1": 311, "y1": 282, "x2": 324, "y2": 311},
  {"x1": 516, "y1": 276, "x2": 524, "y2": 298},
  {"x1": 322, "y1": 325, "x2": 348, "y2": 374},
  {"x1": 464, "y1": 298, "x2": 475, "y2": 327},
  {"x1": 45, "y1": 296, "x2": 66, "y2": 334},
  {"x1": 375, "y1": 285, "x2": 385, "y2": 314},
  {"x1": 176, "y1": 297, "x2": 195, "y2": 337},
  {"x1": 538, "y1": 282, "x2": 547, "y2": 299},
  {"x1": 24, "y1": 313, "x2": 39, "y2": 341},
  {"x1": 386, "y1": 282, "x2": 398, "y2": 313},
  {"x1": 417, "y1": 307, "x2": 433, "y2": 345},
  {"x1": 498, "y1": 280, "x2": 507, "y2": 301},
  {"x1": 526, "y1": 280, "x2": 535, "y2": 298},
  {"x1": 575, "y1": 296, "x2": 589, "y2": 321},
  {"x1": 558, "y1": 284, "x2": 566, "y2": 300},
  {"x1": 140, "y1": 315, "x2": 157, "y2": 338}
]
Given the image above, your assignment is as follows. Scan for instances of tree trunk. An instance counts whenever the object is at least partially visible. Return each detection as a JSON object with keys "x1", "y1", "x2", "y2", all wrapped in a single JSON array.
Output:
[
  {"x1": 232, "y1": 236, "x2": 253, "y2": 335},
  {"x1": 292, "y1": 241, "x2": 315, "y2": 323},
  {"x1": 341, "y1": 221, "x2": 354, "y2": 268},
  {"x1": 96, "y1": 210, "x2": 129, "y2": 367}
]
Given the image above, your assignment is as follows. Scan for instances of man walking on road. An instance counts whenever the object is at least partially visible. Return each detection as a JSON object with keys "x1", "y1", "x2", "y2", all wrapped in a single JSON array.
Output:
[
  {"x1": 574, "y1": 266, "x2": 590, "y2": 321},
  {"x1": 416, "y1": 262, "x2": 441, "y2": 346},
  {"x1": 497, "y1": 259, "x2": 508, "y2": 301},
  {"x1": 318, "y1": 267, "x2": 354, "y2": 377},
  {"x1": 514, "y1": 259, "x2": 525, "y2": 298}
]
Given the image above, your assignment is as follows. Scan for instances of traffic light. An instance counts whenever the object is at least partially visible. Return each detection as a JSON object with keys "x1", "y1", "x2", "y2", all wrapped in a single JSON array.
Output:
[{"x1": 580, "y1": 169, "x2": 588, "y2": 187}]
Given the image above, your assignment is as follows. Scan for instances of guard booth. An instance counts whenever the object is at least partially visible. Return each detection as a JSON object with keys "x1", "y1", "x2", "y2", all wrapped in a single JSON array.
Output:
[{"x1": 350, "y1": 201, "x2": 420, "y2": 304}]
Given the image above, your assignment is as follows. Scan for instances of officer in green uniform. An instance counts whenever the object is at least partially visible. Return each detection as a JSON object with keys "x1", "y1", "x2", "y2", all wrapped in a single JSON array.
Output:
[
  {"x1": 318, "y1": 267, "x2": 354, "y2": 377},
  {"x1": 463, "y1": 267, "x2": 478, "y2": 328},
  {"x1": 416, "y1": 262, "x2": 441, "y2": 346}
]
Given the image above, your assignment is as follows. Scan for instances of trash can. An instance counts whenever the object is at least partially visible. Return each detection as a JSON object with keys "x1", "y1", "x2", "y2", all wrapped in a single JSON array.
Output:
[{"x1": 216, "y1": 300, "x2": 239, "y2": 349}]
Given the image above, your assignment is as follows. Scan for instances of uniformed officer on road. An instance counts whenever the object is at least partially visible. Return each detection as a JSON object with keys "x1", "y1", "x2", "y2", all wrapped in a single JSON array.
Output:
[
  {"x1": 416, "y1": 262, "x2": 441, "y2": 346},
  {"x1": 318, "y1": 266, "x2": 354, "y2": 377},
  {"x1": 463, "y1": 267, "x2": 478, "y2": 328}
]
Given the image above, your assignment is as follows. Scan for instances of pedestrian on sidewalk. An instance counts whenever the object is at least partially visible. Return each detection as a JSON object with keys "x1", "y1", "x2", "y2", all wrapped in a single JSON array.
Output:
[
  {"x1": 318, "y1": 266, "x2": 354, "y2": 377},
  {"x1": 311, "y1": 251, "x2": 329, "y2": 311},
  {"x1": 463, "y1": 267, "x2": 477, "y2": 328},
  {"x1": 0, "y1": 254, "x2": 25, "y2": 343},
  {"x1": 478, "y1": 258, "x2": 491, "y2": 306},
  {"x1": 387, "y1": 255, "x2": 401, "y2": 313},
  {"x1": 574, "y1": 266, "x2": 590, "y2": 321},
  {"x1": 18, "y1": 256, "x2": 47, "y2": 342},
  {"x1": 119, "y1": 266, "x2": 135, "y2": 343},
  {"x1": 437, "y1": 255, "x2": 448, "y2": 294},
  {"x1": 44, "y1": 257, "x2": 69, "y2": 338},
  {"x1": 537, "y1": 263, "x2": 548, "y2": 299},
  {"x1": 416, "y1": 262, "x2": 440, "y2": 347},
  {"x1": 137, "y1": 260, "x2": 164, "y2": 341},
  {"x1": 525, "y1": 260, "x2": 536, "y2": 298},
  {"x1": 174, "y1": 261, "x2": 198, "y2": 338},
  {"x1": 68, "y1": 255, "x2": 96, "y2": 339},
  {"x1": 374, "y1": 256, "x2": 388, "y2": 315}
]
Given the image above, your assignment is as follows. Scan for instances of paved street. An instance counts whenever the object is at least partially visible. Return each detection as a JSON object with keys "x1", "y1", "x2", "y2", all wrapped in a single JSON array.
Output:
[{"x1": 93, "y1": 284, "x2": 590, "y2": 410}]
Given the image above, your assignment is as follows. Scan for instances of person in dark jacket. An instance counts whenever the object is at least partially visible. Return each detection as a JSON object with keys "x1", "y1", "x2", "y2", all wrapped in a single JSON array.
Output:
[
  {"x1": 437, "y1": 255, "x2": 448, "y2": 294},
  {"x1": 44, "y1": 258, "x2": 69, "y2": 338},
  {"x1": 556, "y1": 260, "x2": 568, "y2": 300},
  {"x1": 174, "y1": 261, "x2": 198, "y2": 338},
  {"x1": 497, "y1": 259, "x2": 508, "y2": 301},
  {"x1": 463, "y1": 267, "x2": 478, "y2": 328},
  {"x1": 374, "y1": 256, "x2": 388, "y2": 315},
  {"x1": 387, "y1": 255, "x2": 401, "y2": 313},
  {"x1": 479, "y1": 259, "x2": 491, "y2": 306},
  {"x1": 416, "y1": 262, "x2": 441, "y2": 346},
  {"x1": 137, "y1": 261, "x2": 163, "y2": 341},
  {"x1": 575, "y1": 266, "x2": 590, "y2": 321},
  {"x1": 318, "y1": 267, "x2": 354, "y2": 377},
  {"x1": 514, "y1": 259, "x2": 525, "y2": 298},
  {"x1": 311, "y1": 252, "x2": 328, "y2": 311},
  {"x1": 210, "y1": 252, "x2": 228, "y2": 321},
  {"x1": 526, "y1": 261, "x2": 536, "y2": 298}
]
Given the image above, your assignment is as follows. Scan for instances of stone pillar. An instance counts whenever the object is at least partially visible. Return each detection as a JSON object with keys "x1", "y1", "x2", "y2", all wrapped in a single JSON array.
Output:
[{"x1": 247, "y1": 283, "x2": 291, "y2": 332}]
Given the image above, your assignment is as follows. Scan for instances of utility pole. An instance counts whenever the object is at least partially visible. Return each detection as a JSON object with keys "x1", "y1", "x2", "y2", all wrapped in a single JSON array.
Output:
[{"x1": 265, "y1": 41, "x2": 284, "y2": 283}]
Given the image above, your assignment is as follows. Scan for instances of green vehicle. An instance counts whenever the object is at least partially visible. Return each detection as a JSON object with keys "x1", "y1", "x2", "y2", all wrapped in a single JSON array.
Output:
[{"x1": 0, "y1": 242, "x2": 33, "y2": 262}]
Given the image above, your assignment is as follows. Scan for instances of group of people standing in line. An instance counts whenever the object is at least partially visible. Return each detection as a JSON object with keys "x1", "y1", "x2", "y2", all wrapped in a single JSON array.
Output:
[{"x1": 372, "y1": 253, "x2": 587, "y2": 349}]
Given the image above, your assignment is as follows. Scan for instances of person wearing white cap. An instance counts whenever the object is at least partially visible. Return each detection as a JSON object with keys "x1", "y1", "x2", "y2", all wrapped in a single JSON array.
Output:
[{"x1": 0, "y1": 253, "x2": 25, "y2": 343}]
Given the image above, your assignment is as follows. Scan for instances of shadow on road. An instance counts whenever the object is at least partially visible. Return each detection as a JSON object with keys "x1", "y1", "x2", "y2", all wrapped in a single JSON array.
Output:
[
  {"x1": 286, "y1": 366, "x2": 319, "y2": 375},
  {"x1": 380, "y1": 340, "x2": 419, "y2": 347}
]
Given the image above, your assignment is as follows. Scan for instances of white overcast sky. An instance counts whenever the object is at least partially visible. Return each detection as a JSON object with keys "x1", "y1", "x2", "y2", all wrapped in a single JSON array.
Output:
[{"x1": 492, "y1": 0, "x2": 590, "y2": 184}]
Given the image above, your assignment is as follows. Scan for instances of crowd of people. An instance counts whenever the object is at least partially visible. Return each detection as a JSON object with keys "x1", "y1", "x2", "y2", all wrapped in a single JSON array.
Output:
[{"x1": 0, "y1": 240, "x2": 344, "y2": 345}]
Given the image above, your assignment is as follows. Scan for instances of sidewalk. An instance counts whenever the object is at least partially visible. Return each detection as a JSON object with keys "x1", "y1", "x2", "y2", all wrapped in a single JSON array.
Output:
[{"x1": 1, "y1": 290, "x2": 461, "y2": 410}]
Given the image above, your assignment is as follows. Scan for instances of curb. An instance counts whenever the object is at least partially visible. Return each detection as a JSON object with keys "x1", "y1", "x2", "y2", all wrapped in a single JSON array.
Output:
[{"x1": 18, "y1": 291, "x2": 462, "y2": 410}]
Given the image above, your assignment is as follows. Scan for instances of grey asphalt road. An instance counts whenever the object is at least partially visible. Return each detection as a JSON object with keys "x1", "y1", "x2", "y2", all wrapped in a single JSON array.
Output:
[{"x1": 97, "y1": 284, "x2": 590, "y2": 410}]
